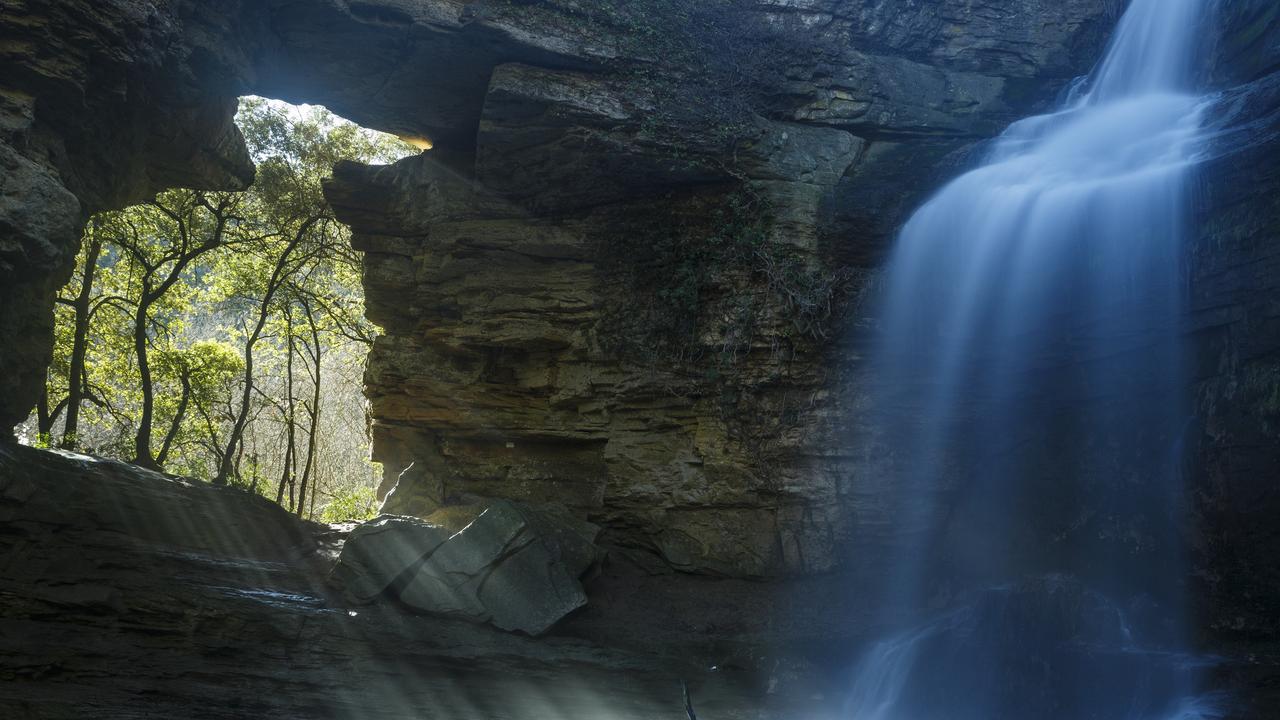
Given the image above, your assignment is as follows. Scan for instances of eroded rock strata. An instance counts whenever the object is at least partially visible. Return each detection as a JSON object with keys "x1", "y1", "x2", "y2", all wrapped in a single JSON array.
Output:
[
  {"x1": 1189, "y1": 0, "x2": 1280, "y2": 640},
  {"x1": 319, "y1": 0, "x2": 1119, "y2": 579},
  {"x1": 0, "y1": 0, "x2": 1116, "y2": 579},
  {"x1": 4, "y1": 434, "x2": 1280, "y2": 717}
]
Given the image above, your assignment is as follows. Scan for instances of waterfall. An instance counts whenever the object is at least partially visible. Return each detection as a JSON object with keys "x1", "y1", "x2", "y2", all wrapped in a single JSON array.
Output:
[{"x1": 848, "y1": 0, "x2": 1218, "y2": 717}]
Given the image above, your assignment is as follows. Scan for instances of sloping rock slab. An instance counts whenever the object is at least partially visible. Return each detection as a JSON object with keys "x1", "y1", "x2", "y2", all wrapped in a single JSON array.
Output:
[
  {"x1": 0, "y1": 444, "x2": 820, "y2": 719},
  {"x1": 0, "y1": 445, "x2": 313, "y2": 561}
]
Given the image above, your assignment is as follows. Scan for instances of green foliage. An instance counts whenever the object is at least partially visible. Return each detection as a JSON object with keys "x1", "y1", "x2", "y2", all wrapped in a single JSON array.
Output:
[
  {"x1": 153, "y1": 341, "x2": 244, "y2": 398},
  {"x1": 224, "y1": 452, "x2": 274, "y2": 498},
  {"x1": 23, "y1": 97, "x2": 414, "y2": 521},
  {"x1": 316, "y1": 484, "x2": 380, "y2": 524}
]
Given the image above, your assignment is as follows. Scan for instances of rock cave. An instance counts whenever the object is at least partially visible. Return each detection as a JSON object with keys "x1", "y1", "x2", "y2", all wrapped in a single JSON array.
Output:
[{"x1": 2, "y1": 0, "x2": 1279, "y2": 718}]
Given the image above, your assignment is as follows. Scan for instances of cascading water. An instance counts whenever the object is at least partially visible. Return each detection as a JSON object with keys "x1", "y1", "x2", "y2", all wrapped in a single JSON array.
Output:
[{"x1": 848, "y1": 0, "x2": 1218, "y2": 718}]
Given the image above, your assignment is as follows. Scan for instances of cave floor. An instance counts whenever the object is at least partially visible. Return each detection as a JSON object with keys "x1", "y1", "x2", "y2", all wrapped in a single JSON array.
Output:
[
  {"x1": 2, "y1": 444, "x2": 1278, "y2": 719},
  {"x1": 0, "y1": 444, "x2": 847, "y2": 719}
]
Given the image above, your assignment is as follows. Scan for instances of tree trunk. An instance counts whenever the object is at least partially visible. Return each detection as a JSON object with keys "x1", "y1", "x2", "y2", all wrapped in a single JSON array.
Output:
[
  {"x1": 60, "y1": 234, "x2": 103, "y2": 449},
  {"x1": 215, "y1": 220, "x2": 314, "y2": 485},
  {"x1": 117, "y1": 196, "x2": 230, "y2": 472},
  {"x1": 276, "y1": 310, "x2": 297, "y2": 509},
  {"x1": 297, "y1": 299, "x2": 322, "y2": 519},
  {"x1": 36, "y1": 387, "x2": 52, "y2": 441},
  {"x1": 132, "y1": 294, "x2": 160, "y2": 470},
  {"x1": 216, "y1": 331, "x2": 257, "y2": 486},
  {"x1": 156, "y1": 373, "x2": 191, "y2": 467}
]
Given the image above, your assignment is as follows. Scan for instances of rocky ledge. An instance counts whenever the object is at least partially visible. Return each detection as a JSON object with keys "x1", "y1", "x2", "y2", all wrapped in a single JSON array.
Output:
[
  {"x1": 0, "y1": 444, "x2": 809, "y2": 719},
  {"x1": 3, "y1": 445, "x2": 1280, "y2": 718}
]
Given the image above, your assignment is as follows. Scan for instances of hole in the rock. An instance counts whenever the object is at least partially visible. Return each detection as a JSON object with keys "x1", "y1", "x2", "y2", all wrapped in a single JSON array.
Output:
[{"x1": 17, "y1": 96, "x2": 416, "y2": 522}]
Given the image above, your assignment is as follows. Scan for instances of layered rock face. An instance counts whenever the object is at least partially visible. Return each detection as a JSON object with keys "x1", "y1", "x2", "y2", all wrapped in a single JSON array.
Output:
[
  {"x1": 322, "y1": 0, "x2": 1117, "y2": 578},
  {"x1": 1188, "y1": 0, "x2": 1280, "y2": 639},
  {"x1": 0, "y1": 0, "x2": 1115, "y2": 579},
  {"x1": 0, "y1": 1, "x2": 255, "y2": 433},
  {"x1": 7, "y1": 433, "x2": 1280, "y2": 718}
]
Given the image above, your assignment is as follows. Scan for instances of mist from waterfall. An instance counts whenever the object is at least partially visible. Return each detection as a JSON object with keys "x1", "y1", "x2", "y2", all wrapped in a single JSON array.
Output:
[{"x1": 848, "y1": 0, "x2": 1217, "y2": 717}]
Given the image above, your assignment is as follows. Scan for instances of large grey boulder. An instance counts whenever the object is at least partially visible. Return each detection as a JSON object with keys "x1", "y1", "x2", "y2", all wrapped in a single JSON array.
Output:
[
  {"x1": 336, "y1": 500, "x2": 602, "y2": 635},
  {"x1": 396, "y1": 501, "x2": 529, "y2": 620},
  {"x1": 474, "y1": 539, "x2": 589, "y2": 636},
  {"x1": 330, "y1": 516, "x2": 451, "y2": 603}
]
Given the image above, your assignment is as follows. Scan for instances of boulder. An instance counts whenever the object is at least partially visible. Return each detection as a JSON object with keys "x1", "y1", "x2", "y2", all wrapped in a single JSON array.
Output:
[
  {"x1": 389, "y1": 499, "x2": 600, "y2": 635},
  {"x1": 476, "y1": 540, "x2": 589, "y2": 636},
  {"x1": 330, "y1": 515, "x2": 451, "y2": 603}
]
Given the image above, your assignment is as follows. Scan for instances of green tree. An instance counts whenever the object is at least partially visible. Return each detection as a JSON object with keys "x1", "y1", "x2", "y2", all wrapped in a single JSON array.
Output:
[
  {"x1": 151, "y1": 340, "x2": 243, "y2": 471},
  {"x1": 23, "y1": 96, "x2": 411, "y2": 521},
  {"x1": 209, "y1": 98, "x2": 402, "y2": 488},
  {"x1": 55, "y1": 222, "x2": 104, "y2": 449},
  {"x1": 98, "y1": 192, "x2": 250, "y2": 469}
]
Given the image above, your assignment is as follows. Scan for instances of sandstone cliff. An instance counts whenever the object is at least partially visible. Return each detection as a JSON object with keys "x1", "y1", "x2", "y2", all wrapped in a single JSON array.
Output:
[
  {"x1": 1188, "y1": 0, "x2": 1280, "y2": 639},
  {"x1": 0, "y1": 0, "x2": 1116, "y2": 580}
]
